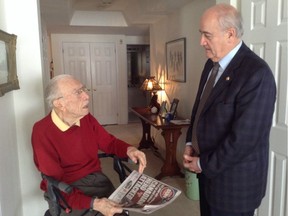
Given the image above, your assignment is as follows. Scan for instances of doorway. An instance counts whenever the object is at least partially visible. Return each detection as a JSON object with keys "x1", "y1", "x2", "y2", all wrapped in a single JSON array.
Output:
[{"x1": 127, "y1": 45, "x2": 150, "y2": 122}]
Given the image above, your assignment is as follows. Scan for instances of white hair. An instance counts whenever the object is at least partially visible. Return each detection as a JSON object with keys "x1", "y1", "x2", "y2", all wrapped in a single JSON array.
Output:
[
  {"x1": 45, "y1": 74, "x2": 74, "y2": 108},
  {"x1": 215, "y1": 4, "x2": 244, "y2": 38}
]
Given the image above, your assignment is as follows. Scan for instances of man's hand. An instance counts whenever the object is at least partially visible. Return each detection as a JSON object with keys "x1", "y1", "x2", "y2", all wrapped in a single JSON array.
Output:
[
  {"x1": 127, "y1": 146, "x2": 147, "y2": 173},
  {"x1": 92, "y1": 198, "x2": 123, "y2": 216},
  {"x1": 183, "y1": 145, "x2": 202, "y2": 173}
]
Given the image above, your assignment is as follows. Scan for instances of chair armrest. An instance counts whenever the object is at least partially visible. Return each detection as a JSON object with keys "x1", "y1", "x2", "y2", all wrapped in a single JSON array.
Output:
[
  {"x1": 98, "y1": 153, "x2": 132, "y2": 183},
  {"x1": 42, "y1": 174, "x2": 72, "y2": 194},
  {"x1": 41, "y1": 174, "x2": 72, "y2": 215}
]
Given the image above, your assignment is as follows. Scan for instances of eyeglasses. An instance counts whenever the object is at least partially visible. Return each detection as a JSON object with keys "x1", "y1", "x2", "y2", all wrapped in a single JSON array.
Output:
[
  {"x1": 73, "y1": 86, "x2": 89, "y2": 96},
  {"x1": 57, "y1": 86, "x2": 89, "y2": 99}
]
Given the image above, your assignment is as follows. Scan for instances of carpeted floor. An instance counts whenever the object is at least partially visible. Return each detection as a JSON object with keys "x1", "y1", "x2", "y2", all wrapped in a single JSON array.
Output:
[{"x1": 103, "y1": 123, "x2": 200, "y2": 216}]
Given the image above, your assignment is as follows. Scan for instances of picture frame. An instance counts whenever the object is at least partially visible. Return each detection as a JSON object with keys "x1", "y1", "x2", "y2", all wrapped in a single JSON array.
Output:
[
  {"x1": 166, "y1": 38, "x2": 186, "y2": 82},
  {"x1": 0, "y1": 29, "x2": 19, "y2": 96},
  {"x1": 169, "y1": 98, "x2": 179, "y2": 119},
  {"x1": 159, "y1": 100, "x2": 167, "y2": 118}
]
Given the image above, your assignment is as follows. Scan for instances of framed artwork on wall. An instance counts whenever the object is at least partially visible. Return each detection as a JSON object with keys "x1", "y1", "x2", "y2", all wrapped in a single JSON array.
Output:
[
  {"x1": 166, "y1": 38, "x2": 186, "y2": 82},
  {"x1": 0, "y1": 29, "x2": 19, "y2": 96}
]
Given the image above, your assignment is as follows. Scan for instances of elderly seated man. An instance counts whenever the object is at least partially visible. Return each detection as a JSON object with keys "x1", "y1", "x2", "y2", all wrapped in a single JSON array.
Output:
[{"x1": 32, "y1": 74, "x2": 147, "y2": 216}]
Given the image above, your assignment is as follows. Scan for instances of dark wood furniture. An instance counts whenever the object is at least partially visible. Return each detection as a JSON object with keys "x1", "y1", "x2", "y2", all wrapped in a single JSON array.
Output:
[{"x1": 130, "y1": 107, "x2": 190, "y2": 180}]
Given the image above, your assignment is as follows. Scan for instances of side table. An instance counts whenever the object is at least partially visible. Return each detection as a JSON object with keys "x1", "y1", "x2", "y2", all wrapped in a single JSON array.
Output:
[{"x1": 130, "y1": 107, "x2": 190, "y2": 180}]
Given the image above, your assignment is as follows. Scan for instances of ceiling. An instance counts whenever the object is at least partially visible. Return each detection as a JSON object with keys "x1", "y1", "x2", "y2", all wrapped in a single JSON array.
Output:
[{"x1": 40, "y1": 0, "x2": 194, "y2": 36}]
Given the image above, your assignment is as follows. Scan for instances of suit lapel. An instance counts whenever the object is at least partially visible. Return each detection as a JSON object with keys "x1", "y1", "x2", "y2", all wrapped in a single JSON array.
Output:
[{"x1": 201, "y1": 43, "x2": 250, "y2": 115}]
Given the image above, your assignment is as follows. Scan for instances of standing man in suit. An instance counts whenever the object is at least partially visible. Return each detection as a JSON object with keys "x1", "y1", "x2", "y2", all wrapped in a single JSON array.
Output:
[{"x1": 183, "y1": 4, "x2": 276, "y2": 216}]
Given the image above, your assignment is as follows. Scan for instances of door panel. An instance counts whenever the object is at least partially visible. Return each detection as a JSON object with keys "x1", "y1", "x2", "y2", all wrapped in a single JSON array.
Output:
[
  {"x1": 62, "y1": 42, "x2": 91, "y2": 85},
  {"x1": 62, "y1": 42, "x2": 118, "y2": 125},
  {"x1": 62, "y1": 42, "x2": 94, "y2": 113},
  {"x1": 241, "y1": 1, "x2": 287, "y2": 216},
  {"x1": 90, "y1": 43, "x2": 117, "y2": 125}
]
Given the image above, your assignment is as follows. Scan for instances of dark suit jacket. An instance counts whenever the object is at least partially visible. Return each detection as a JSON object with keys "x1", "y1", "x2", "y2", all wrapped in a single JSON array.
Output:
[{"x1": 186, "y1": 43, "x2": 276, "y2": 212}]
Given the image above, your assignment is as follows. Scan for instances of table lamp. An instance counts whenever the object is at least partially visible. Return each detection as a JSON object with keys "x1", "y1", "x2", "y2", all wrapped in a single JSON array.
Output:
[{"x1": 140, "y1": 76, "x2": 162, "y2": 114}]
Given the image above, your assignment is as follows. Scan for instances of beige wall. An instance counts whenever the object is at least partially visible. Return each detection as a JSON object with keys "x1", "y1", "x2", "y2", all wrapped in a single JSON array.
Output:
[{"x1": 149, "y1": 0, "x2": 215, "y2": 165}]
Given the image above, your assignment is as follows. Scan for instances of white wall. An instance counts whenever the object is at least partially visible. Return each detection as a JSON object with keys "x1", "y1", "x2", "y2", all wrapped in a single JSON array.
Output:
[
  {"x1": 126, "y1": 35, "x2": 149, "y2": 45},
  {"x1": 0, "y1": 2, "x2": 21, "y2": 216},
  {"x1": 0, "y1": 0, "x2": 46, "y2": 216},
  {"x1": 149, "y1": 0, "x2": 215, "y2": 165}
]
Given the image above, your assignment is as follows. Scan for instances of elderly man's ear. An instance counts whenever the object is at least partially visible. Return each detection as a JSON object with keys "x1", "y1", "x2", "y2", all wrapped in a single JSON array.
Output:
[
  {"x1": 226, "y1": 28, "x2": 237, "y2": 38},
  {"x1": 53, "y1": 99, "x2": 65, "y2": 110}
]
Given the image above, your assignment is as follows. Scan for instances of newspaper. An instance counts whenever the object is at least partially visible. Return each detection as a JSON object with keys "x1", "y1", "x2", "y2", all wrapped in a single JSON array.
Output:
[{"x1": 109, "y1": 170, "x2": 181, "y2": 214}]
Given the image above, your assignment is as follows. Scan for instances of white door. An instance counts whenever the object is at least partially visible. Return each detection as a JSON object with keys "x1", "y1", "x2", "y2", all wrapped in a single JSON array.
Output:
[
  {"x1": 62, "y1": 42, "x2": 91, "y2": 85},
  {"x1": 62, "y1": 42, "x2": 93, "y2": 112},
  {"x1": 241, "y1": 1, "x2": 287, "y2": 216},
  {"x1": 62, "y1": 42, "x2": 118, "y2": 125},
  {"x1": 90, "y1": 42, "x2": 118, "y2": 125}
]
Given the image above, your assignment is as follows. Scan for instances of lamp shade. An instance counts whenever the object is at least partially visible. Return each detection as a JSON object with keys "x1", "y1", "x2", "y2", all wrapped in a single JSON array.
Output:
[{"x1": 140, "y1": 77, "x2": 162, "y2": 92}]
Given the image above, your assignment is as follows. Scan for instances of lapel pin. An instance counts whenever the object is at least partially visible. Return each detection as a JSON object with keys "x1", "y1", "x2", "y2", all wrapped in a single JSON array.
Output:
[{"x1": 226, "y1": 76, "x2": 230, "y2": 81}]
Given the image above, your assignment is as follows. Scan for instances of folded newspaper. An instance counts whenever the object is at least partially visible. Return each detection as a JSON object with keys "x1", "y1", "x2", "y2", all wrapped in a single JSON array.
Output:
[{"x1": 109, "y1": 170, "x2": 181, "y2": 214}]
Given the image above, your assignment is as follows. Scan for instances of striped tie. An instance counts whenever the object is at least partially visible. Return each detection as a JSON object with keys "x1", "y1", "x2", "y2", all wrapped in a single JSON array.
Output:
[{"x1": 191, "y1": 62, "x2": 220, "y2": 155}]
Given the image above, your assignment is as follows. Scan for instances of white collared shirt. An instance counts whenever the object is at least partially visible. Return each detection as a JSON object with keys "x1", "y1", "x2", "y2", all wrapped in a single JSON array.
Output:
[{"x1": 214, "y1": 41, "x2": 242, "y2": 85}]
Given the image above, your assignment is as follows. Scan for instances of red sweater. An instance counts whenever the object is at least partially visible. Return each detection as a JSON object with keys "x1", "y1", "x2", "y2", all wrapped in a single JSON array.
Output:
[{"x1": 32, "y1": 112, "x2": 130, "y2": 209}]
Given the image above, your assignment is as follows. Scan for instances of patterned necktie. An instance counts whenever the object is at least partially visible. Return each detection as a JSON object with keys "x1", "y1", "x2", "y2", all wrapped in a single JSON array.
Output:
[{"x1": 191, "y1": 62, "x2": 220, "y2": 155}]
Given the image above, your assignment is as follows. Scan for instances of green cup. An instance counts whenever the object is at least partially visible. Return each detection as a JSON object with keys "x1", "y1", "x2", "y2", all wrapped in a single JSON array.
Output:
[{"x1": 185, "y1": 170, "x2": 199, "y2": 200}]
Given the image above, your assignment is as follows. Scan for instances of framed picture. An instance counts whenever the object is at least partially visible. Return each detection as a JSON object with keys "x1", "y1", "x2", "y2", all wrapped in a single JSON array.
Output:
[
  {"x1": 0, "y1": 29, "x2": 19, "y2": 96},
  {"x1": 169, "y1": 98, "x2": 179, "y2": 119},
  {"x1": 166, "y1": 38, "x2": 186, "y2": 82},
  {"x1": 159, "y1": 100, "x2": 167, "y2": 118}
]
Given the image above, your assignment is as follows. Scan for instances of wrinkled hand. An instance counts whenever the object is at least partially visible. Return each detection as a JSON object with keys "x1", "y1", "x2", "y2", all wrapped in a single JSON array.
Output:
[
  {"x1": 183, "y1": 145, "x2": 202, "y2": 173},
  {"x1": 127, "y1": 146, "x2": 147, "y2": 173},
  {"x1": 92, "y1": 198, "x2": 123, "y2": 216}
]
